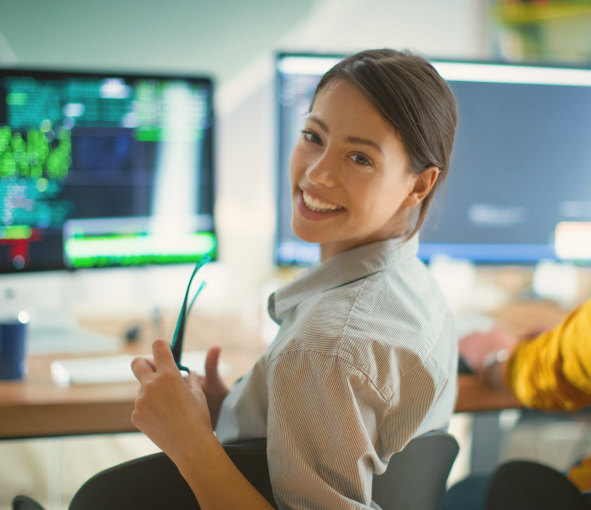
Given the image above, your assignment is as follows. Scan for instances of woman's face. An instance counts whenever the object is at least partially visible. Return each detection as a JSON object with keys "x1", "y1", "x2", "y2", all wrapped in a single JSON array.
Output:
[{"x1": 290, "y1": 79, "x2": 430, "y2": 261}]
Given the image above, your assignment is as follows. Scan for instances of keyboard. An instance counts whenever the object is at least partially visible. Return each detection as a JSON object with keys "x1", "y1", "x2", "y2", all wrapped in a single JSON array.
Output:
[{"x1": 50, "y1": 351, "x2": 231, "y2": 385}]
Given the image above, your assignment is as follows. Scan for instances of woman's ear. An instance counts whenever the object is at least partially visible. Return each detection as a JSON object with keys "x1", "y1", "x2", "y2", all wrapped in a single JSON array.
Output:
[{"x1": 403, "y1": 166, "x2": 440, "y2": 207}]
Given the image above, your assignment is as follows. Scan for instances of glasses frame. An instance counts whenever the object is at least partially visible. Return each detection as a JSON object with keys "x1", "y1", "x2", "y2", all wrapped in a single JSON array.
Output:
[{"x1": 170, "y1": 253, "x2": 211, "y2": 372}]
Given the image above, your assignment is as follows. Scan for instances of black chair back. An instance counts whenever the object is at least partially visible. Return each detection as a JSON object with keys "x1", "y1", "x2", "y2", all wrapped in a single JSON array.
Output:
[
  {"x1": 69, "y1": 438, "x2": 276, "y2": 510},
  {"x1": 12, "y1": 496, "x2": 45, "y2": 510},
  {"x1": 13, "y1": 432, "x2": 458, "y2": 510},
  {"x1": 372, "y1": 430, "x2": 459, "y2": 510},
  {"x1": 486, "y1": 460, "x2": 590, "y2": 510}
]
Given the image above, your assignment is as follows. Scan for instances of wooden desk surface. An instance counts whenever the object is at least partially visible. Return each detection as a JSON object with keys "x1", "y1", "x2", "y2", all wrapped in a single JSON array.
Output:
[
  {"x1": 0, "y1": 370, "x2": 517, "y2": 439},
  {"x1": 1, "y1": 301, "x2": 562, "y2": 440},
  {"x1": 0, "y1": 312, "x2": 269, "y2": 439}
]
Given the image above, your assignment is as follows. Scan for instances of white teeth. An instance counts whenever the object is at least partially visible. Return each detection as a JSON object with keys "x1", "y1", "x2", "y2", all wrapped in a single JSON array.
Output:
[{"x1": 302, "y1": 191, "x2": 342, "y2": 212}]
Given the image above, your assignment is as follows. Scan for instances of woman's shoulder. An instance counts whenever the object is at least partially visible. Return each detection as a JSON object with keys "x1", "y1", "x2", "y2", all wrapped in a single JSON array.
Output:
[
  {"x1": 345, "y1": 258, "x2": 453, "y2": 345},
  {"x1": 335, "y1": 261, "x2": 456, "y2": 397},
  {"x1": 268, "y1": 277, "x2": 367, "y2": 362},
  {"x1": 268, "y1": 260, "x2": 455, "y2": 388}
]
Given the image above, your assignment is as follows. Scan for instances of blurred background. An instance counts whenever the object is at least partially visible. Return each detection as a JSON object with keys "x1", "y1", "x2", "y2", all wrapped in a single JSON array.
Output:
[
  {"x1": 0, "y1": 0, "x2": 490, "y2": 316},
  {"x1": 2, "y1": 0, "x2": 591, "y2": 508}
]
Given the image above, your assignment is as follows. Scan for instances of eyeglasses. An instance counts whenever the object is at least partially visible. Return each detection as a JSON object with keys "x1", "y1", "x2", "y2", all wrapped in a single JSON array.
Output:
[{"x1": 170, "y1": 254, "x2": 211, "y2": 372}]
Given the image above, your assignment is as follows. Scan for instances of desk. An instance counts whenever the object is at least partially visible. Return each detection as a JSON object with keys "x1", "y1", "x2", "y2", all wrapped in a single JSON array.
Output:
[
  {"x1": 1, "y1": 301, "x2": 563, "y2": 440},
  {"x1": 0, "y1": 312, "x2": 269, "y2": 440},
  {"x1": 0, "y1": 370, "x2": 518, "y2": 440}
]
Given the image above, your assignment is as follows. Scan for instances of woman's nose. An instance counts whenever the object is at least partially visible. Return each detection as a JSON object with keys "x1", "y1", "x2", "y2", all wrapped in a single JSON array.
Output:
[{"x1": 306, "y1": 151, "x2": 337, "y2": 187}]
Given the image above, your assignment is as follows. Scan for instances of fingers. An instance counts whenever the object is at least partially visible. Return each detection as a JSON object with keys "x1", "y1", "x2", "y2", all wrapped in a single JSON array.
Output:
[
  {"x1": 186, "y1": 371, "x2": 203, "y2": 392},
  {"x1": 131, "y1": 357, "x2": 156, "y2": 382},
  {"x1": 152, "y1": 339, "x2": 177, "y2": 371},
  {"x1": 205, "y1": 346, "x2": 222, "y2": 380}
]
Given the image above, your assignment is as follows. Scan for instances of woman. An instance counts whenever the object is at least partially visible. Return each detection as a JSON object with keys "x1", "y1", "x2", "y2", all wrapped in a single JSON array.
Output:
[{"x1": 131, "y1": 49, "x2": 458, "y2": 509}]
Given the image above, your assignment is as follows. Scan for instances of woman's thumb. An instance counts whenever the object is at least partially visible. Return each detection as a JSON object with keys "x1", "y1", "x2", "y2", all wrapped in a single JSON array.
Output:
[{"x1": 205, "y1": 346, "x2": 222, "y2": 381}]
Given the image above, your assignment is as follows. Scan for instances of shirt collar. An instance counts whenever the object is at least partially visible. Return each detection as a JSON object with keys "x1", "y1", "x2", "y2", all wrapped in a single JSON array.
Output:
[{"x1": 268, "y1": 235, "x2": 419, "y2": 324}]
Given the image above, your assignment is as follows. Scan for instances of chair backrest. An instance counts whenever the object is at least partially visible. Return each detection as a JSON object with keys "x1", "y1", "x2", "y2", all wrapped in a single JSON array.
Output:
[
  {"x1": 30, "y1": 432, "x2": 456, "y2": 510},
  {"x1": 11, "y1": 495, "x2": 45, "y2": 510},
  {"x1": 68, "y1": 438, "x2": 277, "y2": 510},
  {"x1": 372, "y1": 430, "x2": 459, "y2": 510},
  {"x1": 486, "y1": 460, "x2": 590, "y2": 510}
]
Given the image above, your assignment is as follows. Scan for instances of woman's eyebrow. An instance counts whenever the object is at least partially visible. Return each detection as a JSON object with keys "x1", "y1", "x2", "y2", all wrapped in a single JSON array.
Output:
[
  {"x1": 307, "y1": 114, "x2": 383, "y2": 154},
  {"x1": 307, "y1": 115, "x2": 329, "y2": 132},
  {"x1": 345, "y1": 136, "x2": 384, "y2": 155}
]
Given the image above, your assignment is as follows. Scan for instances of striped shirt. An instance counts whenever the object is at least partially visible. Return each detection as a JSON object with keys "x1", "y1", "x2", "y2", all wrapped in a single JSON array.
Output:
[{"x1": 216, "y1": 236, "x2": 458, "y2": 509}]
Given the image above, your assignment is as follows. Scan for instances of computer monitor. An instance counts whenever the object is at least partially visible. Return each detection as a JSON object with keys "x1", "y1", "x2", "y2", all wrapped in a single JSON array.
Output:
[
  {"x1": 0, "y1": 68, "x2": 216, "y2": 273},
  {"x1": 275, "y1": 53, "x2": 591, "y2": 265}
]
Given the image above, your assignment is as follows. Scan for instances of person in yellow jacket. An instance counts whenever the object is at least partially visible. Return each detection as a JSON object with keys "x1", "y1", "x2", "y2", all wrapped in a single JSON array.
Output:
[{"x1": 459, "y1": 297, "x2": 591, "y2": 492}]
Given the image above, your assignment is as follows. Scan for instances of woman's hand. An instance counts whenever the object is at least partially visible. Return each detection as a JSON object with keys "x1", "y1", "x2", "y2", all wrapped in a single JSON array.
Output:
[
  {"x1": 131, "y1": 341, "x2": 275, "y2": 510},
  {"x1": 197, "y1": 346, "x2": 230, "y2": 429},
  {"x1": 131, "y1": 339, "x2": 215, "y2": 465}
]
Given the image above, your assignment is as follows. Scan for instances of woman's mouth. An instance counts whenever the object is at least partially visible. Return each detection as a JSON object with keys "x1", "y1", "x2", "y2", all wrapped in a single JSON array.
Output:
[
  {"x1": 302, "y1": 190, "x2": 343, "y2": 212},
  {"x1": 296, "y1": 189, "x2": 345, "y2": 221}
]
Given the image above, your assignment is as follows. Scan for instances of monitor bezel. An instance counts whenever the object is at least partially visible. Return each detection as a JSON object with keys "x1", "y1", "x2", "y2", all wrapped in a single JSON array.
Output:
[
  {"x1": 0, "y1": 66, "x2": 217, "y2": 273},
  {"x1": 273, "y1": 52, "x2": 591, "y2": 266}
]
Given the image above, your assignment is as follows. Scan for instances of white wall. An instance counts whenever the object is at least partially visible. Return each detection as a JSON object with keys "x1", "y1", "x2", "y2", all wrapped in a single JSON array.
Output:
[{"x1": 0, "y1": 0, "x2": 490, "y2": 316}]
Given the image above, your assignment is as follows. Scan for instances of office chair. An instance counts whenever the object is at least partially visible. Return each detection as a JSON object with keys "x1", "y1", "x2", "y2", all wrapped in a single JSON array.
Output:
[
  {"x1": 72, "y1": 438, "x2": 276, "y2": 510},
  {"x1": 372, "y1": 429, "x2": 459, "y2": 510},
  {"x1": 11, "y1": 496, "x2": 45, "y2": 510},
  {"x1": 11, "y1": 439, "x2": 274, "y2": 510},
  {"x1": 441, "y1": 473, "x2": 490, "y2": 510},
  {"x1": 486, "y1": 460, "x2": 591, "y2": 510},
  {"x1": 13, "y1": 431, "x2": 458, "y2": 510}
]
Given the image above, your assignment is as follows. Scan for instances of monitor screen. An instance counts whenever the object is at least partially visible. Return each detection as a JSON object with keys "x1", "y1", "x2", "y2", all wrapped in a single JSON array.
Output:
[
  {"x1": 275, "y1": 54, "x2": 591, "y2": 265},
  {"x1": 0, "y1": 68, "x2": 216, "y2": 273}
]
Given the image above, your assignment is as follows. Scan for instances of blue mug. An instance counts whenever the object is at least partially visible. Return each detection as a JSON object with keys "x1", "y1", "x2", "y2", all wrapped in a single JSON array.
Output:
[{"x1": 0, "y1": 320, "x2": 28, "y2": 380}]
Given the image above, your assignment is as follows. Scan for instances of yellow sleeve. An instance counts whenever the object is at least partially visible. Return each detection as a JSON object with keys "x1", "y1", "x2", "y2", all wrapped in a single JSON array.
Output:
[
  {"x1": 568, "y1": 457, "x2": 591, "y2": 492},
  {"x1": 505, "y1": 298, "x2": 591, "y2": 411}
]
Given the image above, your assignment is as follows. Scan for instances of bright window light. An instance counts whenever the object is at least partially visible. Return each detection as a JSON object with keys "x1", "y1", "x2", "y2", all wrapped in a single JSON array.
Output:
[
  {"x1": 555, "y1": 222, "x2": 591, "y2": 260},
  {"x1": 433, "y1": 62, "x2": 591, "y2": 87},
  {"x1": 277, "y1": 56, "x2": 342, "y2": 76}
]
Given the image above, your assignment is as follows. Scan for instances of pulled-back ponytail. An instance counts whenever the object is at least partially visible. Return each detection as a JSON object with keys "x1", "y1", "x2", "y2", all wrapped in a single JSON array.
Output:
[{"x1": 311, "y1": 49, "x2": 457, "y2": 239}]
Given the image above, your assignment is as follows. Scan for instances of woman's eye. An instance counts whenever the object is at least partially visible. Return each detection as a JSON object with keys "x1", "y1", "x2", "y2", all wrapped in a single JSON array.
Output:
[
  {"x1": 351, "y1": 154, "x2": 371, "y2": 166},
  {"x1": 301, "y1": 130, "x2": 321, "y2": 144}
]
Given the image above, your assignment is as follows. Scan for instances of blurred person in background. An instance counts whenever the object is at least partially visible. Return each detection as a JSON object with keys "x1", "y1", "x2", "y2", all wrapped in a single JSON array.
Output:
[{"x1": 459, "y1": 297, "x2": 591, "y2": 497}]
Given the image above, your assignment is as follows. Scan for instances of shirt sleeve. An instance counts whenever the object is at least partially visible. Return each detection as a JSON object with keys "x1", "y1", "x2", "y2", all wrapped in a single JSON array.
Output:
[
  {"x1": 568, "y1": 457, "x2": 591, "y2": 492},
  {"x1": 505, "y1": 298, "x2": 591, "y2": 411},
  {"x1": 266, "y1": 349, "x2": 388, "y2": 510}
]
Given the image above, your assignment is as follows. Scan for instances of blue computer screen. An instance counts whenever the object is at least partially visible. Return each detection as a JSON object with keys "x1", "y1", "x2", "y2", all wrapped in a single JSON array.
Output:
[
  {"x1": 275, "y1": 55, "x2": 591, "y2": 265},
  {"x1": 0, "y1": 69, "x2": 216, "y2": 272}
]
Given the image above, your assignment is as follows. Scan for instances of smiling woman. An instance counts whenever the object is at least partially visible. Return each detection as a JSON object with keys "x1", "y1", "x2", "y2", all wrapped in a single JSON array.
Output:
[
  {"x1": 290, "y1": 79, "x2": 439, "y2": 261},
  {"x1": 300, "y1": 49, "x2": 457, "y2": 252},
  {"x1": 132, "y1": 49, "x2": 459, "y2": 510}
]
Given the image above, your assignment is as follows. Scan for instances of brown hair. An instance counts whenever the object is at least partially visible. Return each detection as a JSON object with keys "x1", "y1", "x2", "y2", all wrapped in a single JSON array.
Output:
[{"x1": 311, "y1": 49, "x2": 457, "y2": 239}]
